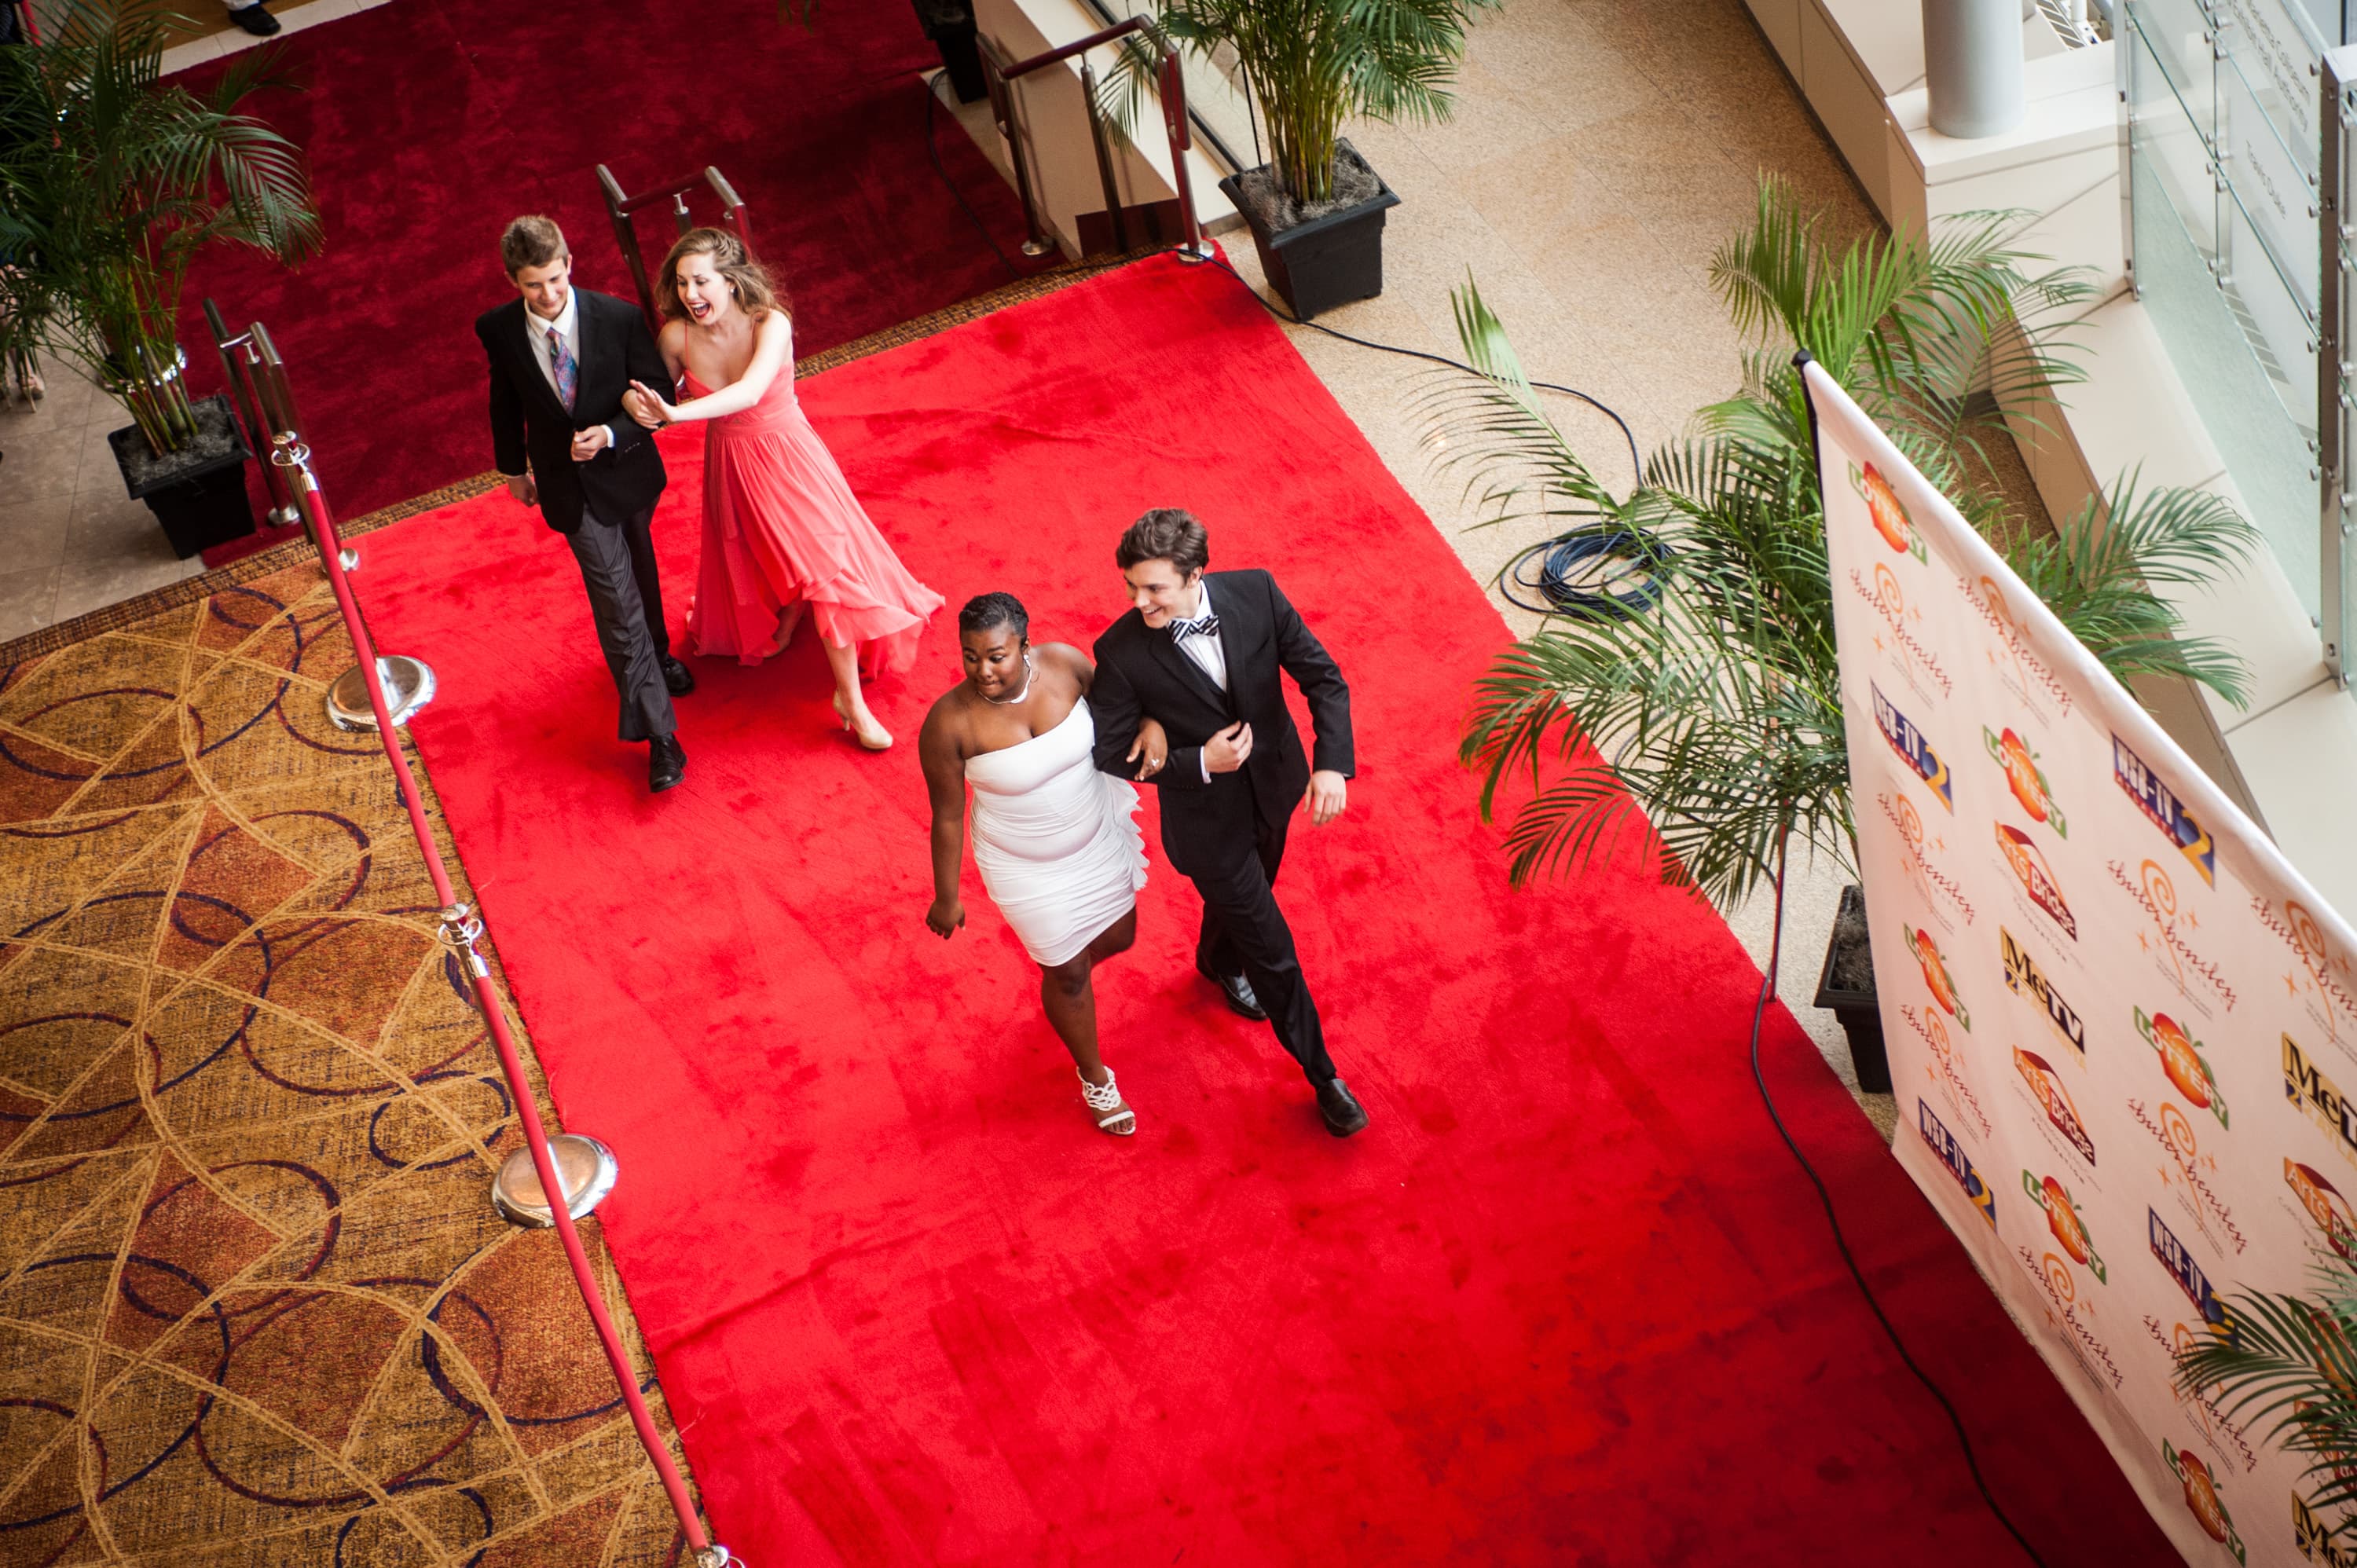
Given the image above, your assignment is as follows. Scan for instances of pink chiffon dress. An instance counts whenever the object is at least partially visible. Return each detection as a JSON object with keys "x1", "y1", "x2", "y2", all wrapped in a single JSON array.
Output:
[{"x1": 684, "y1": 325, "x2": 943, "y2": 673}]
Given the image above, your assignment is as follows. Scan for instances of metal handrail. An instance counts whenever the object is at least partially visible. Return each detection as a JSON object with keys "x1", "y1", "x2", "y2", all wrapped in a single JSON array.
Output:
[
  {"x1": 596, "y1": 165, "x2": 753, "y2": 334},
  {"x1": 991, "y1": 20, "x2": 1208, "y2": 262}
]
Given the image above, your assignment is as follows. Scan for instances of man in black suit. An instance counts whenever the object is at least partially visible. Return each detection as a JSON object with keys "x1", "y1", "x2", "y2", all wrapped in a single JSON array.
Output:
[
  {"x1": 1089, "y1": 508, "x2": 1367, "y2": 1137},
  {"x1": 476, "y1": 215, "x2": 692, "y2": 793}
]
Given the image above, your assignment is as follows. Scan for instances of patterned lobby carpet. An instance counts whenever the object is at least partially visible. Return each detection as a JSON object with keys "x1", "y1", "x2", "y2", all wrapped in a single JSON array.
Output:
[{"x1": 0, "y1": 560, "x2": 699, "y2": 1566}]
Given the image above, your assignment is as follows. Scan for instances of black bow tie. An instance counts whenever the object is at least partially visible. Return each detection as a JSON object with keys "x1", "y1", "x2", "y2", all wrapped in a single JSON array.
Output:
[{"x1": 1171, "y1": 612, "x2": 1219, "y2": 643}]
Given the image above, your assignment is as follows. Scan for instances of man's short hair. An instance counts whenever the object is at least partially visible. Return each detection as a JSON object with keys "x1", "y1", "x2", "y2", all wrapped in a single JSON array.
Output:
[
  {"x1": 500, "y1": 215, "x2": 568, "y2": 277},
  {"x1": 958, "y1": 591, "x2": 1028, "y2": 640},
  {"x1": 1116, "y1": 508, "x2": 1209, "y2": 576}
]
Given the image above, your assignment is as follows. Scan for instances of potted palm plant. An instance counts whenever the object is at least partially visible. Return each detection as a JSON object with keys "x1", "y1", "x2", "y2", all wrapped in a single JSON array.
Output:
[
  {"x1": 1424, "y1": 178, "x2": 2257, "y2": 1091},
  {"x1": 2176, "y1": 1258, "x2": 2357, "y2": 1547},
  {"x1": 0, "y1": 0, "x2": 321, "y2": 558},
  {"x1": 1112, "y1": 0, "x2": 1496, "y2": 318}
]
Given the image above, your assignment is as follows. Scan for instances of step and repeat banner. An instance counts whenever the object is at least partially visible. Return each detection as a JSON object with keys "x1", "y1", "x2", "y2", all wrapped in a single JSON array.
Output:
[{"x1": 1804, "y1": 361, "x2": 2357, "y2": 1567}]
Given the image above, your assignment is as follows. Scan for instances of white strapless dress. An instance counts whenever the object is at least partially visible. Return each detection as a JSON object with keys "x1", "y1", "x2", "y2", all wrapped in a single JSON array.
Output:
[{"x1": 966, "y1": 701, "x2": 1148, "y2": 966}]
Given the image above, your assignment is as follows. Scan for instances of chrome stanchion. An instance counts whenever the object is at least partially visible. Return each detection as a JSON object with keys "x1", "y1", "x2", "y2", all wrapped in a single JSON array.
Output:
[{"x1": 437, "y1": 899, "x2": 623, "y2": 1227}]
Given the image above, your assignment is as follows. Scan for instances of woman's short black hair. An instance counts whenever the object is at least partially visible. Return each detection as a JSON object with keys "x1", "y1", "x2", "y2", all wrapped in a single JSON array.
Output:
[{"x1": 958, "y1": 592, "x2": 1028, "y2": 640}]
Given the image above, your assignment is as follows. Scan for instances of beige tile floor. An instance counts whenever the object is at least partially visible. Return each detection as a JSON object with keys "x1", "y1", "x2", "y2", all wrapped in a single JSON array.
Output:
[{"x1": 0, "y1": 355, "x2": 208, "y2": 640}]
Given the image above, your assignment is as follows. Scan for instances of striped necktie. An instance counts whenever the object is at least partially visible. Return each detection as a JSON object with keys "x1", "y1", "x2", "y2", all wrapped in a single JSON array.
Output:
[{"x1": 546, "y1": 325, "x2": 577, "y2": 411}]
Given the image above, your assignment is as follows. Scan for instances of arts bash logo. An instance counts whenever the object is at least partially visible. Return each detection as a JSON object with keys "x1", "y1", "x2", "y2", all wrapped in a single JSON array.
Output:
[
  {"x1": 1984, "y1": 726, "x2": 2066, "y2": 837},
  {"x1": 2286, "y1": 1033, "x2": 2357, "y2": 1169},
  {"x1": 1873, "y1": 683, "x2": 1951, "y2": 810},
  {"x1": 1996, "y1": 822, "x2": 2076, "y2": 940},
  {"x1": 1917, "y1": 1099, "x2": 1996, "y2": 1229},
  {"x1": 1905, "y1": 926, "x2": 1969, "y2": 1029},
  {"x1": 2286, "y1": 1160, "x2": 2357, "y2": 1261},
  {"x1": 2001, "y1": 927, "x2": 2084, "y2": 1056},
  {"x1": 2014, "y1": 1047, "x2": 2095, "y2": 1165},
  {"x1": 2150, "y1": 1210, "x2": 2231, "y2": 1331},
  {"x1": 1852, "y1": 461, "x2": 1926, "y2": 562},
  {"x1": 2163, "y1": 1441, "x2": 2245, "y2": 1562},
  {"x1": 2137, "y1": 1006, "x2": 2227, "y2": 1127},
  {"x1": 2023, "y1": 1171, "x2": 2105, "y2": 1280},
  {"x1": 2115, "y1": 735, "x2": 2217, "y2": 887}
]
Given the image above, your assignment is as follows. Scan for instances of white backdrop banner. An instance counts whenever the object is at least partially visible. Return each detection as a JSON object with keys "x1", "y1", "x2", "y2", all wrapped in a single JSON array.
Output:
[{"x1": 1804, "y1": 359, "x2": 2357, "y2": 1567}]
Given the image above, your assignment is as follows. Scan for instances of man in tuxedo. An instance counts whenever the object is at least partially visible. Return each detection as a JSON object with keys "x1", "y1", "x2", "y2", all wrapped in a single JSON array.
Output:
[
  {"x1": 477, "y1": 216, "x2": 692, "y2": 793},
  {"x1": 1089, "y1": 508, "x2": 1367, "y2": 1137}
]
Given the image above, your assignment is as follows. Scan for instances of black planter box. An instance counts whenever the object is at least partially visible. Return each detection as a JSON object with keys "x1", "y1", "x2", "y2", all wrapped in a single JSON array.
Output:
[
  {"x1": 1813, "y1": 883, "x2": 1890, "y2": 1094},
  {"x1": 108, "y1": 393, "x2": 258, "y2": 560},
  {"x1": 1219, "y1": 153, "x2": 1401, "y2": 321}
]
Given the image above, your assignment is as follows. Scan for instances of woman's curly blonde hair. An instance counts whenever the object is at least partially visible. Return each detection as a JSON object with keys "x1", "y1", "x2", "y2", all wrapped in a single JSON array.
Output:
[{"x1": 658, "y1": 226, "x2": 789, "y2": 323}]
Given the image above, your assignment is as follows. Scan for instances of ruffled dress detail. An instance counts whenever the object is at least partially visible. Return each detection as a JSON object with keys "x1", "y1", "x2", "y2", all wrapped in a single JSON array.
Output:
[{"x1": 684, "y1": 327, "x2": 943, "y2": 673}]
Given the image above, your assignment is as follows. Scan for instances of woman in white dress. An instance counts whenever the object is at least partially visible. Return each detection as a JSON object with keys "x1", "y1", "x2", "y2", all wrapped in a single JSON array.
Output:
[{"x1": 918, "y1": 593, "x2": 1165, "y2": 1135}]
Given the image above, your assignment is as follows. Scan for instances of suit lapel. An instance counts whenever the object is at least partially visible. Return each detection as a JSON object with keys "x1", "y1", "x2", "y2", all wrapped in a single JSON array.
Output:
[
  {"x1": 571, "y1": 292, "x2": 598, "y2": 398},
  {"x1": 1142, "y1": 617, "x2": 1233, "y2": 716}
]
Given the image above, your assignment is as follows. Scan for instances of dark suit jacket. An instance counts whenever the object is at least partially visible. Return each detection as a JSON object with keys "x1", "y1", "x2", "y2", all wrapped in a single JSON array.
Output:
[
  {"x1": 475, "y1": 289, "x2": 669, "y2": 534},
  {"x1": 1091, "y1": 568, "x2": 1353, "y2": 877}
]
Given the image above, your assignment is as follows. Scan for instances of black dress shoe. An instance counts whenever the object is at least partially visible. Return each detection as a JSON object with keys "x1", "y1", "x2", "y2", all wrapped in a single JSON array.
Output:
[
  {"x1": 1316, "y1": 1077, "x2": 1369, "y2": 1138},
  {"x1": 648, "y1": 733, "x2": 686, "y2": 793},
  {"x1": 661, "y1": 657, "x2": 695, "y2": 697},
  {"x1": 228, "y1": 2, "x2": 280, "y2": 35},
  {"x1": 1197, "y1": 962, "x2": 1266, "y2": 1021}
]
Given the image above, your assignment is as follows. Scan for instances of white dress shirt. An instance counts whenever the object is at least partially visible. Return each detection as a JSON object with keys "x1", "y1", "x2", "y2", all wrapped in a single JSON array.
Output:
[
  {"x1": 1173, "y1": 579, "x2": 1228, "y2": 781},
  {"x1": 524, "y1": 291, "x2": 612, "y2": 446}
]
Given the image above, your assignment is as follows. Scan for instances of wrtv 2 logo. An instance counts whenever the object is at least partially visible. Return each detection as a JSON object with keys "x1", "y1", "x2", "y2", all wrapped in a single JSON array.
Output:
[
  {"x1": 2115, "y1": 735, "x2": 2216, "y2": 888},
  {"x1": 1873, "y1": 683, "x2": 1950, "y2": 810}
]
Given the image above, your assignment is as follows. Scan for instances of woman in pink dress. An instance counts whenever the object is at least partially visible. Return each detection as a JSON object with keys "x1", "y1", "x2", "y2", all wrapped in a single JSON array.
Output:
[{"x1": 623, "y1": 227, "x2": 942, "y2": 750}]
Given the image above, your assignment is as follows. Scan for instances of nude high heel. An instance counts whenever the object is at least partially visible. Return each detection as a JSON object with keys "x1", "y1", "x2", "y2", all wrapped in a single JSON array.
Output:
[{"x1": 831, "y1": 691, "x2": 893, "y2": 751}]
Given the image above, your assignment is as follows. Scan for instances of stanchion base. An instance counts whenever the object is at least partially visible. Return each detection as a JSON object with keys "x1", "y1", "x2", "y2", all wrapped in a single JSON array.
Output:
[
  {"x1": 691, "y1": 1548, "x2": 732, "y2": 1568},
  {"x1": 492, "y1": 1134, "x2": 620, "y2": 1228},
  {"x1": 326, "y1": 655, "x2": 436, "y2": 731}
]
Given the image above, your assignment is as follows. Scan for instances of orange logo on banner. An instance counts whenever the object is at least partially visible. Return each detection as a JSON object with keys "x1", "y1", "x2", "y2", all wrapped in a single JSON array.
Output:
[
  {"x1": 1996, "y1": 822, "x2": 2075, "y2": 939},
  {"x1": 2163, "y1": 1441, "x2": 2244, "y2": 1559}
]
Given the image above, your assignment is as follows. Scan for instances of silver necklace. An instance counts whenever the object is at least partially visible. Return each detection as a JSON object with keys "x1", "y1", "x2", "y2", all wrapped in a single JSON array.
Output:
[{"x1": 979, "y1": 650, "x2": 1035, "y2": 705}]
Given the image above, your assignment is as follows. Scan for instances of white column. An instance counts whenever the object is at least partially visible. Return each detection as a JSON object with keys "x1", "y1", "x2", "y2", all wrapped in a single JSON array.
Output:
[{"x1": 1923, "y1": 0, "x2": 2027, "y2": 139}]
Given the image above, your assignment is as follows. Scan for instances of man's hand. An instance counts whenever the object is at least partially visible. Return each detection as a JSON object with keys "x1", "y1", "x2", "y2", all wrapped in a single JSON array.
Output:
[
  {"x1": 1204, "y1": 721, "x2": 1253, "y2": 774},
  {"x1": 925, "y1": 897, "x2": 966, "y2": 939},
  {"x1": 1304, "y1": 769, "x2": 1347, "y2": 825},
  {"x1": 1126, "y1": 717, "x2": 1169, "y2": 780},
  {"x1": 504, "y1": 472, "x2": 537, "y2": 507},
  {"x1": 570, "y1": 425, "x2": 610, "y2": 462}
]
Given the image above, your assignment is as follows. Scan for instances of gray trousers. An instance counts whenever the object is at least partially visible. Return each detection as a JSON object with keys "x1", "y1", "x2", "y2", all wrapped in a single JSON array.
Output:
[{"x1": 566, "y1": 505, "x2": 676, "y2": 743}]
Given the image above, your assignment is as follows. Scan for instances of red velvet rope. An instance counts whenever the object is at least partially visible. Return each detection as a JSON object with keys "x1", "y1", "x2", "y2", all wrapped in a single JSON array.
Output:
[{"x1": 284, "y1": 456, "x2": 715, "y2": 1560}]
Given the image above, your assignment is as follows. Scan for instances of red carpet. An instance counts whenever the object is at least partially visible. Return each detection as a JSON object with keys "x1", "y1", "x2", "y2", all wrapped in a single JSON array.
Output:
[
  {"x1": 357, "y1": 257, "x2": 2175, "y2": 1564},
  {"x1": 173, "y1": 0, "x2": 1043, "y2": 524}
]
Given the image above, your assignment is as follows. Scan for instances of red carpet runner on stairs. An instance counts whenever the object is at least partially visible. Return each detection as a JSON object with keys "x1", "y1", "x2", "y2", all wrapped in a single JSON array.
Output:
[
  {"x1": 357, "y1": 256, "x2": 2175, "y2": 1564},
  {"x1": 174, "y1": 0, "x2": 1044, "y2": 524}
]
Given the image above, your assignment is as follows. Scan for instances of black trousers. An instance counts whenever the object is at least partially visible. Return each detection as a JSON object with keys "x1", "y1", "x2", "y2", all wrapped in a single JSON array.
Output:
[
  {"x1": 1193, "y1": 805, "x2": 1337, "y2": 1086},
  {"x1": 566, "y1": 505, "x2": 675, "y2": 743}
]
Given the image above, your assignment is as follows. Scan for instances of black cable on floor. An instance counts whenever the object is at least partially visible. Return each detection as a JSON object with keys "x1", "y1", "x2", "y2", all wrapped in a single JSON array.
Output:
[
  {"x1": 1749, "y1": 826, "x2": 2049, "y2": 1568},
  {"x1": 1193, "y1": 252, "x2": 1644, "y2": 479},
  {"x1": 924, "y1": 76, "x2": 1024, "y2": 283}
]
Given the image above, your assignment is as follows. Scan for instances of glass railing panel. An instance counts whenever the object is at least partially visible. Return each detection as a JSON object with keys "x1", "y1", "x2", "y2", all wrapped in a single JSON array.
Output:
[
  {"x1": 2132, "y1": 0, "x2": 2223, "y2": 123},
  {"x1": 2216, "y1": 0, "x2": 2330, "y2": 159},
  {"x1": 2133, "y1": 148, "x2": 2325, "y2": 619},
  {"x1": 2219, "y1": 47, "x2": 2322, "y2": 317},
  {"x1": 2132, "y1": 21, "x2": 2223, "y2": 258}
]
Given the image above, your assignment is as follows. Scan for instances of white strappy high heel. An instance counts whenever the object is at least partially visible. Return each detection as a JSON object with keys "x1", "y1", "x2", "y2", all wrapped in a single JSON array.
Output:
[{"x1": 1080, "y1": 1068, "x2": 1135, "y2": 1136}]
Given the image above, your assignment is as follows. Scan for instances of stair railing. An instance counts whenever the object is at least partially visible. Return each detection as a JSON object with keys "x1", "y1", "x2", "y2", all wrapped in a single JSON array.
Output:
[{"x1": 988, "y1": 20, "x2": 1210, "y2": 262}]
